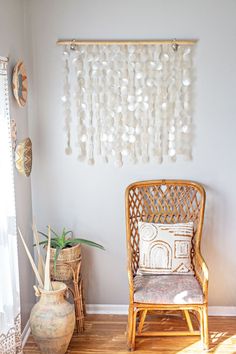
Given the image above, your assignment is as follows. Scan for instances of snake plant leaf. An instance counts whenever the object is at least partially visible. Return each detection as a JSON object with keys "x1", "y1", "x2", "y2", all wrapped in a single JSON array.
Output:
[
  {"x1": 33, "y1": 239, "x2": 58, "y2": 247},
  {"x1": 50, "y1": 240, "x2": 59, "y2": 248},
  {"x1": 38, "y1": 231, "x2": 48, "y2": 239},
  {"x1": 64, "y1": 230, "x2": 73, "y2": 237},
  {"x1": 47, "y1": 226, "x2": 59, "y2": 238},
  {"x1": 67, "y1": 238, "x2": 105, "y2": 250}
]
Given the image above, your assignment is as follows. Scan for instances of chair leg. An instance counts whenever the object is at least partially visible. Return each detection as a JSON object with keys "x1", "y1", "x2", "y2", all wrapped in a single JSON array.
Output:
[
  {"x1": 202, "y1": 306, "x2": 209, "y2": 350},
  {"x1": 199, "y1": 307, "x2": 209, "y2": 350},
  {"x1": 127, "y1": 305, "x2": 134, "y2": 350},
  {"x1": 199, "y1": 308, "x2": 204, "y2": 344},
  {"x1": 130, "y1": 309, "x2": 138, "y2": 351}
]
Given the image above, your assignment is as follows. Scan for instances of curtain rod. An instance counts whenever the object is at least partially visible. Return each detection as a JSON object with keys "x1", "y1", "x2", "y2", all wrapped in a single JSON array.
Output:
[{"x1": 57, "y1": 39, "x2": 197, "y2": 46}]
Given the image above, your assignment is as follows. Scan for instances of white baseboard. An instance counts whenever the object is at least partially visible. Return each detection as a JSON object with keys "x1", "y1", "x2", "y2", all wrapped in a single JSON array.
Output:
[
  {"x1": 86, "y1": 304, "x2": 129, "y2": 314},
  {"x1": 22, "y1": 319, "x2": 31, "y2": 348},
  {"x1": 86, "y1": 304, "x2": 236, "y2": 316},
  {"x1": 208, "y1": 306, "x2": 236, "y2": 316}
]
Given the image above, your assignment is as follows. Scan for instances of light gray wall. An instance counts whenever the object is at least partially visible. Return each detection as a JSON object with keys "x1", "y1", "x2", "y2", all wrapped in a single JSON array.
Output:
[
  {"x1": 0, "y1": 0, "x2": 34, "y2": 329},
  {"x1": 27, "y1": 0, "x2": 236, "y2": 306}
]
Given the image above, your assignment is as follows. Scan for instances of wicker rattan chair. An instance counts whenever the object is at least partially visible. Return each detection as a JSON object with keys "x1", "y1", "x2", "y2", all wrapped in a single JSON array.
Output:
[{"x1": 125, "y1": 180, "x2": 209, "y2": 351}]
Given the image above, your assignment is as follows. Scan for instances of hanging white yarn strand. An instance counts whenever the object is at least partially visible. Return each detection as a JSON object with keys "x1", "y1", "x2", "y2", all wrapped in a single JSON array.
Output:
[
  {"x1": 62, "y1": 46, "x2": 72, "y2": 155},
  {"x1": 75, "y1": 47, "x2": 86, "y2": 161}
]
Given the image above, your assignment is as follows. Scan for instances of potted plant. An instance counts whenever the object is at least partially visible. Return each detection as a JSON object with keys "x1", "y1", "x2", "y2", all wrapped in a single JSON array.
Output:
[
  {"x1": 18, "y1": 225, "x2": 75, "y2": 354},
  {"x1": 37, "y1": 227, "x2": 104, "y2": 281}
]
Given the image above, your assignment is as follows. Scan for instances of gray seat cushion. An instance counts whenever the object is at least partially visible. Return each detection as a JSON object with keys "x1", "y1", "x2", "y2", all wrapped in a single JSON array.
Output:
[{"x1": 134, "y1": 274, "x2": 204, "y2": 304}]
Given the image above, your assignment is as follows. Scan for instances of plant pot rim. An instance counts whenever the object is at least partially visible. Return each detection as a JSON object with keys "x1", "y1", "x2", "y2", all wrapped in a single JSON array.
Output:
[
  {"x1": 39, "y1": 281, "x2": 67, "y2": 294},
  {"x1": 50, "y1": 243, "x2": 81, "y2": 253}
]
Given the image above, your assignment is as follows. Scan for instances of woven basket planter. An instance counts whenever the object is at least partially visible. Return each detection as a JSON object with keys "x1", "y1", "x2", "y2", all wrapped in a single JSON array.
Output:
[{"x1": 50, "y1": 244, "x2": 81, "y2": 281}]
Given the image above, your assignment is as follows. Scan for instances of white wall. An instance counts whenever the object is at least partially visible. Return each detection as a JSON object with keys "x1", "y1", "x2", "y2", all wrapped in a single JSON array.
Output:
[
  {"x1": 27, "y1": 0, "x2": 236, "y2": 306},
  {"x1": 0, "y1": 0, "x2": 34, "y2": 328}
]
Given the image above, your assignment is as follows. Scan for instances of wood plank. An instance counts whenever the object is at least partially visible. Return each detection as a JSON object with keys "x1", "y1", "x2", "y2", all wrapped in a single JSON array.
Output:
[{"x1": 24, "y1": 314, "x2": 236, "y2": 353}]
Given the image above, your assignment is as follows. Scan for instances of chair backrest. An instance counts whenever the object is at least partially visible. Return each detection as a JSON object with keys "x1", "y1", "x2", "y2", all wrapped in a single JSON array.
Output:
[{"x1": 125, "y1": 180, "x2": 205, "y2": 276}]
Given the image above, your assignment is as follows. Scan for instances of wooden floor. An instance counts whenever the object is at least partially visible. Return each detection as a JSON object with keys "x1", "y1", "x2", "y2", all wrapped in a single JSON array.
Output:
[{"x1": 24, "y1": 314, "x2": 236, "y2": 353}]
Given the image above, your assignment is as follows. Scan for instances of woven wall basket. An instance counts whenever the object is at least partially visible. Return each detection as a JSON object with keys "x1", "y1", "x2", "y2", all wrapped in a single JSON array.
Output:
[
  {"x1": 12, "y1": 61, "x2": 28, "y2": 107},
  {"x1": 50, "y1": 244, "x2": 81, "y2": 281},
  {"x1": 15, "y1": 138, "x2": 32, "y2": 177}
]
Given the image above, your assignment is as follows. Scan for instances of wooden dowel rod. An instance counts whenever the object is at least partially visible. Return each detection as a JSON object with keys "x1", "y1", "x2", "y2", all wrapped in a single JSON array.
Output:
[{"x1": 57, "y1": 39, "x2": 197, "y2": 46}]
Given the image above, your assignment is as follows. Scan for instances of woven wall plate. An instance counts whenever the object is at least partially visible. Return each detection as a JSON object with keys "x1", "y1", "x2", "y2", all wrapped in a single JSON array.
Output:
[
  {"x1": 15, "y1": 138, "x2": 32, "y2": 177},
  {"x1": 12, "y1": 61, "x2": 28, "y2": 107}
]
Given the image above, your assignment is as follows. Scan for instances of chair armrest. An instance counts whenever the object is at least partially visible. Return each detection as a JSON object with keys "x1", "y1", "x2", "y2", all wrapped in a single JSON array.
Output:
[{"x1": 194, "y1": 252, "x2": 208, "y2": 299}]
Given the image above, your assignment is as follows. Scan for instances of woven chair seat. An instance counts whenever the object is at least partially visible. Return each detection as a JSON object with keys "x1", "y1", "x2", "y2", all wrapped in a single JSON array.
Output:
[{"x1": 134, "y1": 274, "x2": 204, "y2": 305}]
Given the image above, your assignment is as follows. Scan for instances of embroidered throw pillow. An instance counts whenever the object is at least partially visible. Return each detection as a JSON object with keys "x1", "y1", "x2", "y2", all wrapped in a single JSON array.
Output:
[{"x1": 138, "y1": 221, "x2": 194, "y2": 275}]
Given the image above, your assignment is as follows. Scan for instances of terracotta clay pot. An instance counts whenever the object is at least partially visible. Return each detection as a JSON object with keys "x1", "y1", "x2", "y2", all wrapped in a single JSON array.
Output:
[{"x1": 30, "y1": 282, "x2": 75, "y2": 354}]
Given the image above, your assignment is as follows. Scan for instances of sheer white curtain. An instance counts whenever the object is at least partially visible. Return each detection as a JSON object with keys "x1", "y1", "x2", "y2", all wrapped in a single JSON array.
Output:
[{"x1": 0, "y1": 58, "x2": 22, "y2": 354}]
